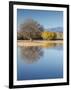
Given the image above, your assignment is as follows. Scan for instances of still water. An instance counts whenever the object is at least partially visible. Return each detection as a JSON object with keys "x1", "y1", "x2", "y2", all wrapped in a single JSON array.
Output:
[{"x1": 17, "y1": 43, "x2": 63, "y2": 80}]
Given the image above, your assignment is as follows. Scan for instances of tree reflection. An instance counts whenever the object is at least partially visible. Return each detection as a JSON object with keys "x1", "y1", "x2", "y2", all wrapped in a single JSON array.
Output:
[
  {"x1": 20, "y1": 46, "x2": 43, "y2": 64},
  {"x1": 18, "y1": 42, "x2": 63, "y2": 63}
]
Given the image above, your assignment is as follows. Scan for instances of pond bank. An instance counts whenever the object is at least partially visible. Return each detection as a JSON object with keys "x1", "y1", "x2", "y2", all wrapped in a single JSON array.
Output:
[{"x1": 17, "y1": 40, "x2": 63, "y2": 47}]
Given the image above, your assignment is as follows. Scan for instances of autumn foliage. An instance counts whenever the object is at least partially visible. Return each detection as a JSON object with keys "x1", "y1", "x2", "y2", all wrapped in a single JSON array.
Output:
[
  {"x1": 17, "y1": 19, "x2": 63, "y2": 40},
  {"x1": 41, "y1": 31, "x2": 57, "y2": 40}
]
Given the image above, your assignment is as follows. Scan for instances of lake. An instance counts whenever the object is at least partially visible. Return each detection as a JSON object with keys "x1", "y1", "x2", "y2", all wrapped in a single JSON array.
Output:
[{"x1": 17, "y1": 42, "x2": 63, "y2": 80}]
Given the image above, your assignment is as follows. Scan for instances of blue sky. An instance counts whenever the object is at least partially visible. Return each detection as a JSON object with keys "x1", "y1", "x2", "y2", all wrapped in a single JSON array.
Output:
[{"x1": 17, "y1": 9, "x2": 63, "y2": 30}]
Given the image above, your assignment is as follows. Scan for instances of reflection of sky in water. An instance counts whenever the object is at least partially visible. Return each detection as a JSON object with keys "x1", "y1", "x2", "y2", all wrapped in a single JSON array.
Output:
[{"x1": 17, "y1": 44, "x2": 63, "y2": 80}]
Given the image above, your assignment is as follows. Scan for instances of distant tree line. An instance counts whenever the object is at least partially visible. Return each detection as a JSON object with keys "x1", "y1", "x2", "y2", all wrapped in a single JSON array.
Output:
[{"x1": 17, "y1": 19, "x2": 63, "y2": 40}]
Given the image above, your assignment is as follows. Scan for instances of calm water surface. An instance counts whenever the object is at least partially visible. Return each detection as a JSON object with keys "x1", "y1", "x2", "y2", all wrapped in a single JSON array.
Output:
[{"x1": 17, "y1": 43, "x2": 63, "y2": 80}]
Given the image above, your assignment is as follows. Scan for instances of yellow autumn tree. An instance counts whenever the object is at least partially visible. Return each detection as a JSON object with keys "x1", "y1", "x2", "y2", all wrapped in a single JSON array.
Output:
[{"x1": 41, "y1": 31, "x2": 56, "y2": 40}]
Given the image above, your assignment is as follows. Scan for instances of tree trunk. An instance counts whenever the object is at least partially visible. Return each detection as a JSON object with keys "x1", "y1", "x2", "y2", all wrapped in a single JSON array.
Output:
[{"x1": 30, "y1": 38, "x2": 32, "y2": 41}]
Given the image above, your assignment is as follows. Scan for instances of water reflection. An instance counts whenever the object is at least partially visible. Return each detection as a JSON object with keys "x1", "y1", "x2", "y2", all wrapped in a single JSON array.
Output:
[
  {"x1": 41, "y1": 42, "x2": 63, "y2": 48},
  {"x1": 17, "y1": 42, "x2": 63, "y2": 80},
  {"x1": 19, "y1": 46, "x2": 43, "y2": 63},
  {"x1": 18, "y1": 42, "x2": 63, "y2": 64}
]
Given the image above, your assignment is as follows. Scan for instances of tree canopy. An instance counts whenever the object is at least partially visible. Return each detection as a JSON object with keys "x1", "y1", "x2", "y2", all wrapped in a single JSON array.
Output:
[
  {"x1": 17, "y1": 19, "x2": 44, "y2": 40},
  {"x1": 41, "y1": 31, "x2": 57, "y2": 40}
]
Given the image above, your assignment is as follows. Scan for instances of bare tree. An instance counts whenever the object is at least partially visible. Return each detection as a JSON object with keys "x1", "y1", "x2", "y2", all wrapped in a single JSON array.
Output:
[{"x1": 17, "y1": 19, "x2": 44, "y2": 40}]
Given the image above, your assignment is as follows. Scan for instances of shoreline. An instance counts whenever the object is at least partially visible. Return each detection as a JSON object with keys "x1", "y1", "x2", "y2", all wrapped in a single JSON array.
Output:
[{"x1": 17, "y1": 40, "x2": 63, "y2": 47}]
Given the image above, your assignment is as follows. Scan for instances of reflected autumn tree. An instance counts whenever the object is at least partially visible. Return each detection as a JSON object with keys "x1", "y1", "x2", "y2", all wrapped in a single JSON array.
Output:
[
  {"x1": 18, "y1": 42, "x2": 63, "y2": 63},
  {"x1": 19, "y1": 46, "x2": 43, "y2": 63}
]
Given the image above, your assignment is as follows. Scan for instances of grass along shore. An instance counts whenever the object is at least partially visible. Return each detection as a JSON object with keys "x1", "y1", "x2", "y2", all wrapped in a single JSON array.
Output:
[{"x1": 17, "y1": 40, "x2": 63, "y2": 47}]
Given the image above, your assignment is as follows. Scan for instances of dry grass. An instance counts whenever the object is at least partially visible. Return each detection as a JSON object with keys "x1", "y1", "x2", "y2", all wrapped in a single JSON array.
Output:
[{"x1": 17, "y1": 40, "x2": 63, "y2": 47}]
